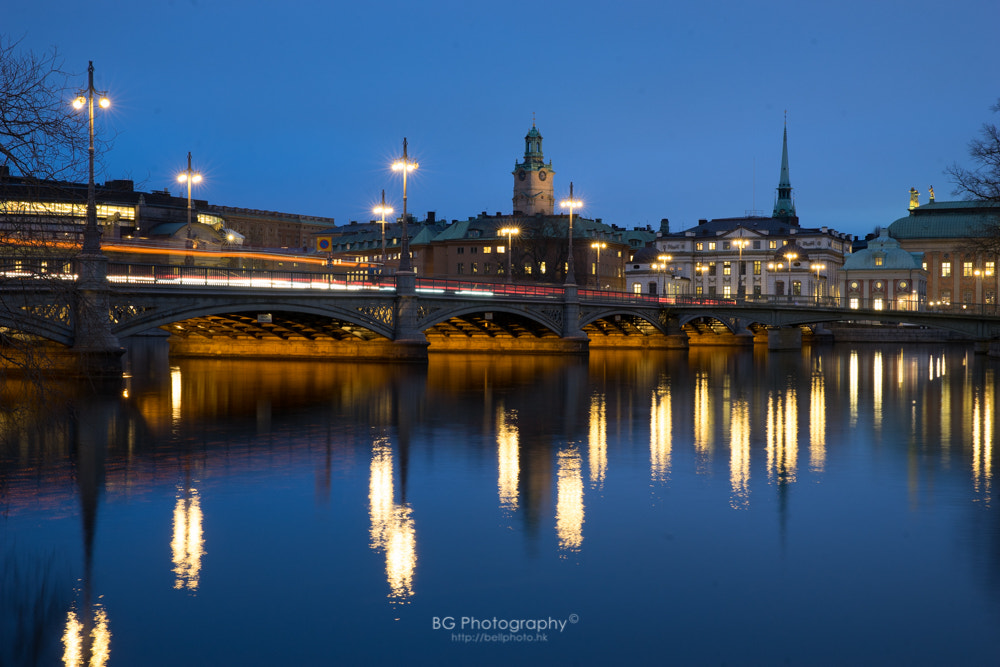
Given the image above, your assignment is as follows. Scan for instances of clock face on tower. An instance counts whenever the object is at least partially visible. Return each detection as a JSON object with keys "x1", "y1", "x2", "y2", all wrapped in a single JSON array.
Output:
[
  {"x1": 518, "y1": 170, "x2": 526, "y2": 181},
  {"x1": 538, "y1": 170, "x2": 547, "y2": 181}
]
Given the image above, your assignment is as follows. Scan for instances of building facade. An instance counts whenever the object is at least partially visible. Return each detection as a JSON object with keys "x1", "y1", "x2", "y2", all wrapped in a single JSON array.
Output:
[
  {"x1": 629, "y1": 124, "x2": 852, "y2": 299},
  {"x1": 887, "y1": 193, "x2": 1000, "y2": 308},
  {"x1": 841, "y1": 228, "x2": 927, "y2": 310}
]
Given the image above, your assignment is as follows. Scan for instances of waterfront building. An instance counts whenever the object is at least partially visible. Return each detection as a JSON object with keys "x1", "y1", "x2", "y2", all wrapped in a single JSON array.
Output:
[
  {"x1": 886, "y1": 190, "x2": 1000, "y2": 308},
  {"x1": 841, "y1": 228, "x2": 927, "y2": 310},
  {"x1": 630, "y1": 124, "x2": 852, "y2": 299},
  {"x1": 0, "y1": 165, "x2": 333, "y2": 255},
  {"x1": 313, "y1": 124, "x2": 654, "y2": 287}
]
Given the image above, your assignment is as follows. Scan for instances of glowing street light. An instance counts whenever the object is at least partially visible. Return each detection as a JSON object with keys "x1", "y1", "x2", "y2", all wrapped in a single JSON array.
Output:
[
  {"x1": 559, "y1": 182, "x2": 582, "y2": 286},
  {"x1": 391, "y1": 138, "x2": 418, "y2": 272},
  {"x1": 733, "y1": 235, "x2": 750, "y2": 299},
  {"x1": 373, "y1": 190, "x2": 394, "y2": 268},
  {"x1": 657, "y1": 254, "x2": 672, "y2": 295},
  {"x1": 177, "y1": 152, "x2": 203, "y2": 248},
  {"x1": 784, "y1": 251, "x2": 798, "y2": 298},
  {"x1": 499, "y1": 226, "x2": 520, "y2": 283},
  {"x1": 590, "y1": 241, "x2": 607, "y2": 288},
  {"x1": 72, "y1": 61, "x2": 110, "y2": 255},
  {"x1": 811, "y1": 262, "x2": 826, "y2": 303}
]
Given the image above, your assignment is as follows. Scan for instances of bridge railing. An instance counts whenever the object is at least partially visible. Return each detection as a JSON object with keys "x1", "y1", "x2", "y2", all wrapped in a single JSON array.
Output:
[
  {"x1": 415, "y1": 277, "x2": 564, "y2": 300},
  {"x1": 105, "y1": 262, "x2": 394, "y2": 292}
]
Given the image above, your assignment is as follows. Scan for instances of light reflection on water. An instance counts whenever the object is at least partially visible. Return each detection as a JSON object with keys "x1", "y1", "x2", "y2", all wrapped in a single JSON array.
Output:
[{"x1": 1, "y1": 343, "x2": 998, "y2": 665}]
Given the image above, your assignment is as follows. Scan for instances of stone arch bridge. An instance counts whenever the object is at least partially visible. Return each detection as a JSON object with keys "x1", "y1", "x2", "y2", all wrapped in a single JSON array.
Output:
[{"x1": 4, "y1": 261, "x2": 1000, "y2": 373}]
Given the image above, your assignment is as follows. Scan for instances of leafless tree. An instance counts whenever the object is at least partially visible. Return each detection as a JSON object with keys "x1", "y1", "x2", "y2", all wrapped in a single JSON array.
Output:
[
  {"x1": 947, "y1": 99, "x2": 1000, "y2": 204},
  {"x1": 1, "y1": 35, "x2": 100, "y2": 382},
  {"x1": 948, "y1": 100, "x2": 1000, "y2": 260}
]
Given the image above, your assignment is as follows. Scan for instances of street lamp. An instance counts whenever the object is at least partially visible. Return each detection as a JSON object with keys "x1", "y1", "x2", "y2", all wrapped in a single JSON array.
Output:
[
  {"x1": 767, "y1": 261, "x2": 783, "y2": 297},
  {"x1": 177, "y1": 152, "x2": 203, "y2": 248},
  {"x1": 499, "y1": 226, "x2": 520, "y2": 283},
  {"x1": 590, "y1": 241, "x2": 607, "y2": 288},
  {"x1": 733, "y1": 236, "x2": 749, "y2": 299},
  {"x1": 784, "y1": 251, "x2": 798, "y2": 299},
  {"x1": 657, "y1": 254, "x2": 672, "y2": 295},
  {"x1": 559, "y1": 182, "x2": 582, "y2": 286},
  {"x1": 72, "y1": 61, "x2": 110, "y2": 255},
  {"x1": 373, "y1": 190, "x2": 393, "y2": 268},
  {"x1": 391, "y1": 138, "x2": 418, "y2": 272},
  {"x1": 811, "y1": 262, "x2": 826, "y2": 303}
]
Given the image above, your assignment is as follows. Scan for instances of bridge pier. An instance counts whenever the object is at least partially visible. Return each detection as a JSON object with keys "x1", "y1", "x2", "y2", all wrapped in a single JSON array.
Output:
[
  {"x1": 767, "y1": 325, "x2": 802, "y2": 351},
  {"x1": 560, "y1": 285, "x2": 591, "y2": 354},
  {"x1": 392, "y1": 271, "x2": 430, "y2": 361},
  {"x1": 72, "y1": 254, "x2": 125, "y2": 379}
]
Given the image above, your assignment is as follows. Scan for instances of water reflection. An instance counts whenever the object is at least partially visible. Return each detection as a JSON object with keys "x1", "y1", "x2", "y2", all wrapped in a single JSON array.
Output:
[
  {"x1": 650, "y1": 382, "x2": 672, "y2": 483},
  {"x1": 729, "y1": 399, "x2": 750, "y2": 509},
  {"x1": 555, "y1": 446, "x2": 584, "y2": 553},
  {"x1": 171, "y1": 487, "x2": 204, "y2": 591},
  {"x1": 1, "y1": 343, "x2": 998, "y2": 664},
  {"x1": 497, "y1": 407, "x2": 520, "y2": 512},
  {"x1": 368, "y1": 439, "x2": 417, "y2": 605},
  {"x1": 588, "y1": 393, "x2": 607, "y2": 489},
  {"x1": 810, "y1": 365, "x2": 826, "y2": 473}
]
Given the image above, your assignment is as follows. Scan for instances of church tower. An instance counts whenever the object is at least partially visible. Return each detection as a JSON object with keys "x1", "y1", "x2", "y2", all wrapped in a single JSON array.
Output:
[
  {"x1": 512, "y1": 123, "x2": 555, "y2": 215},
  {"x1": 772, "y1": 120, "x2": 797, "y2": 219}
]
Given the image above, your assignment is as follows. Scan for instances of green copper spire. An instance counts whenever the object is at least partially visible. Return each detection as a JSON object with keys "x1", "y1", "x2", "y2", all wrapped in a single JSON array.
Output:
[{"x1": 773, "y1": 119, "x2": 796, "y2": 218}]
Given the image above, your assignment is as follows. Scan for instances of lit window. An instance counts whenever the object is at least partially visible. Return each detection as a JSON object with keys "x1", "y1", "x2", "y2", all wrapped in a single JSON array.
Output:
[
  {"x1": 753, "y1": 261, "x2": 762, "y2": 275},
  {"x1": 723, "y1": 285, "x2": 731, "y2": 297},
  {"x1": 472, "y1": 262, "x2": 478, "y2": 274},
  {"x1": 696, "y1": 242, "x2": 704, "y2": 251},
  {"x1": 483, "y1": 246, "x2": 491, "y2": 254},
  {"x1": 963, "y1": 261, "x2": 973, "y2": 277},
  {"x1": 769, "y1": 240, "x2": 778, "y2": 249},
  {"x1": 708, "y1": 242, "x2": 717, "y2": 250},
  {"x1": 987, "y1": 261, "x2": 995, "y2": 276},
  {"x1": 633, "y1": 283, "x2": 642, "y2": 294},
  {"x1": 723, "y1": 262, "x2": 731, "y2": 276},
  {"x1": 941, "y1": 262, "x2": 951, "y2": 277},
  {"x1": 874, "y1": 255, "x2": 883, "y2": 267},
  {"x1": 540, "y1": 262, "x2": 546, "y2": 274},
  {"x1": 497, "y1": 246, "x2": 505, "y2": 254}
]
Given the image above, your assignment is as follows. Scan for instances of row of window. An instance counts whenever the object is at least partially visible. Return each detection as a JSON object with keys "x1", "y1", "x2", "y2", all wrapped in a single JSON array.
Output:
[
  {"x1": 695, "y1": 239, "x2": 782, "y2": 251},
  {"x1": 936, "y1": 260, "x2": 996, "y2": 277},
  {"x1": 455, "y1": 246, "x2": 503, "y2": 255},
  {"x1": 455, "y1": 261, "x2": 548, "y2": 275}
]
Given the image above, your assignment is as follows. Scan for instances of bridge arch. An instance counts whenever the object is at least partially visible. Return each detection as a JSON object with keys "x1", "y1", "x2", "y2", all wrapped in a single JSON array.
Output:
[
  {"x1": 112, "y1": 299, "x2": 396, "y2": 340},
  {"x1": 417, "y1": 302, "x2": 563, "y2": 338}
]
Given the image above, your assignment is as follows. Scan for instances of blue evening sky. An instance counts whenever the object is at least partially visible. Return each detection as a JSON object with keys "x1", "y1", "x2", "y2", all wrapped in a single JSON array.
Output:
[{"x1": 8, "y1": 0, "x2": 998, "y2": 238}]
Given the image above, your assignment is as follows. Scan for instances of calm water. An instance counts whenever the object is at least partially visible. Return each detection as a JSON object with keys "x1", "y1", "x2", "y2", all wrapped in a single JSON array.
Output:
[{"x1": 1, "y1": 343, "x2": 998, "y2": 666}]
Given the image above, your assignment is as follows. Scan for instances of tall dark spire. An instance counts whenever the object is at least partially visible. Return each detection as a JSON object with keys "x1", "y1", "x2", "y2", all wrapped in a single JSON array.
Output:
[{"x1": 773, "y1": 117, "x2": 796, "y2": 218}]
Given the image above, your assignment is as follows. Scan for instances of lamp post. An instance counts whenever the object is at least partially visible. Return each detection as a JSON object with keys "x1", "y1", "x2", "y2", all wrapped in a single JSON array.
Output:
[
  {"x1": 177, "y1": 152, "x2": 203, "y2": 249},
  {"x1": 657, "y1": 254, "x2": 672, "y2": 296},
  {"x1": 391, "y1": 138, "x2": 418, "y2": 272},
  {"x1": 72, "y1": 61, "x2": 110, "y2": 255},
  {"x1": 499, "y1": 226, "x2": 520, "y2": 283},
  {"x1": 811, "y1": 262, "x2": 826, "y2": 304},
  {"x1": 785, "y1": 251, "x2": 798, "y2": 299},
  {"x1": 373, "y1": 190, "x2": 393, "y2": 269},
  {"x1": 733, "y1": 236, "x2": 749, "y2": 300},
  {"x1": 559, "y1": 182, "x2": 582, "y2": 286},
  {"x1": 590, "y1": 241, "x2": 606, "y2": 288},
  {"x1": 767, "y1": 261, "x2": 783, "y2": 297}
]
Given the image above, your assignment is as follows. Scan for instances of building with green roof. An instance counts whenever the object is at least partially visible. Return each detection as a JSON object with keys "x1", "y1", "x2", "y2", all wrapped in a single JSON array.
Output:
[{"x1": 887, "y1": 193, "x2": 1000, "y2": 307}]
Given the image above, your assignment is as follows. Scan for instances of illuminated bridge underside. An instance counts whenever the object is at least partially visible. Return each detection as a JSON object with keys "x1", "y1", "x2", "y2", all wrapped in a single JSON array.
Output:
[{"x1": 167, "y1": 312, "x2": 386, "y2": 342}]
